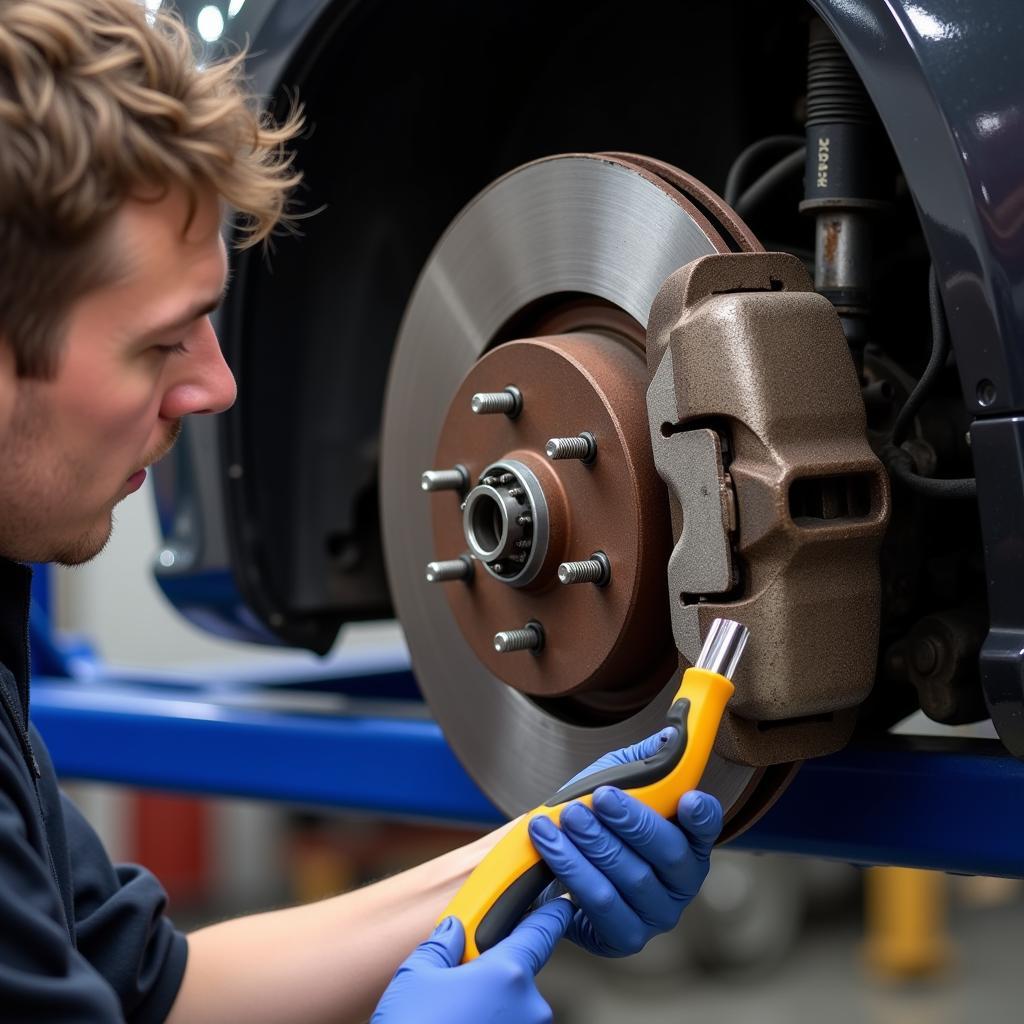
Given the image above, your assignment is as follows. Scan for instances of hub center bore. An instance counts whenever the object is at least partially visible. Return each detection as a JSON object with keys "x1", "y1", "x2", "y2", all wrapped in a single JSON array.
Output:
[{"x1": 462, "y1": 460, "x2": 550, "y2": 586}]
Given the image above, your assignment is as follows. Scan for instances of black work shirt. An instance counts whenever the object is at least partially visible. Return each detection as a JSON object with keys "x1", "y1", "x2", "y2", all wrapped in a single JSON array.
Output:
[{"x1": 0, "y1": 559, "x2": 187, "y2": 1021}]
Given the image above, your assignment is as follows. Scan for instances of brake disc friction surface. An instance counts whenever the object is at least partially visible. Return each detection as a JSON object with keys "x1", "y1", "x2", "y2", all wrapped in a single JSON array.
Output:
[{"x1": 381, "y1": 155, "x2": 757, "y2": 816}]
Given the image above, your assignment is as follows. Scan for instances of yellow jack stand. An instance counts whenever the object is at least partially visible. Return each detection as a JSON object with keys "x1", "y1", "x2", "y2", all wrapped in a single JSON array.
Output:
[{"x1": 864, "y1": 866, "x2": 954, "y2": 981}]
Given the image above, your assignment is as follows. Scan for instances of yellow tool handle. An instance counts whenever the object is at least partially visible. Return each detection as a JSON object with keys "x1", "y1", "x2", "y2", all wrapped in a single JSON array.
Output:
[{"x1": 442, "y1": 665, "x2": 735, "y2": 962}]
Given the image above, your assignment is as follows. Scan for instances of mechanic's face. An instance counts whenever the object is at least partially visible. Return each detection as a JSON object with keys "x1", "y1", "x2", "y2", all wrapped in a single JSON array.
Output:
[{"x1": 0, "y1": 186, "x2": 236, "y2": 565}]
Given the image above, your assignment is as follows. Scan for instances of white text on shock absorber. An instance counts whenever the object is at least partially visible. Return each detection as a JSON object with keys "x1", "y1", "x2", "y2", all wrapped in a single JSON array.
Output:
[{"x1": 817, "y1": 136, "x2": 830, "y2": 189}]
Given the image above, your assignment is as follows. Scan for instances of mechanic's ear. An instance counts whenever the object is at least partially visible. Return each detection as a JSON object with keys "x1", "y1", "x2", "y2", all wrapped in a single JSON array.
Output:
[{"x1": 160, "y1": 318, "x2": 237, "y2": 418}]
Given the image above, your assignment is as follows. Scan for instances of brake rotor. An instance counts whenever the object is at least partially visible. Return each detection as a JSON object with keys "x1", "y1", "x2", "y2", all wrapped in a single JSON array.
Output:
[{"x1": 381, "y1": 153, "x2": 795, "y2": 834}]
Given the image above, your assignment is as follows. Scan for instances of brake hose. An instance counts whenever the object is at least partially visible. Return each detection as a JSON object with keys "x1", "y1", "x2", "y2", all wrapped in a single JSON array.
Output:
[{"x1": 884, "y1": 267, "x2": 977, "y2": 499}]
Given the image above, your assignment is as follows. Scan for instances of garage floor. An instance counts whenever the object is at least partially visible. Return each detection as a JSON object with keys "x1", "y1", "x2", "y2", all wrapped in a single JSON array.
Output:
[
  {"x1": 160, "y1": 801, "x2": 1024, "y2": 1024},
  {"x1": 539, "y1": 893, "x2": 1024, "y2": 1024}
]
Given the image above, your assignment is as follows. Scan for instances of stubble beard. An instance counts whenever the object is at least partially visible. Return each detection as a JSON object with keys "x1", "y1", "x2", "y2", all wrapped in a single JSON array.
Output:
[
  {"x1": 0, "y1": 404, "x2": 182, "y2": 567},
  {"x1": 51, "y1": 418, "x2": 183, "y2": 567},
  {"x1": 50, "y1": 514, "x2": 117, "y2": 568}
]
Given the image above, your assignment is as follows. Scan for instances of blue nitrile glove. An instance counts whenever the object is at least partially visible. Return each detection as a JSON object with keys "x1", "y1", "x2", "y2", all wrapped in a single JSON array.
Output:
[
  {"x1": 527, "y1": 727, "x2": 723, "y2": 958},
  {"x1": 371, "y1": 899, "x2": 573, "y2": 1024}
]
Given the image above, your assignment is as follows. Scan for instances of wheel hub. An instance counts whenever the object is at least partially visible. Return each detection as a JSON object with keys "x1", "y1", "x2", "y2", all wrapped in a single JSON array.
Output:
[
  {"x1": 460, "y1": 459, "x2": 549, "y2": 586},
  {"x1": 430, "y1": 330, "x2": 674, "y2": 706}
]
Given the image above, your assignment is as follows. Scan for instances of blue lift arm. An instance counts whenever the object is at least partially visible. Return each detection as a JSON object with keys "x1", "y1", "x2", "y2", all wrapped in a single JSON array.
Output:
[{"x1": 29, "y1": 662, "x2": 1024, "y2": 879}]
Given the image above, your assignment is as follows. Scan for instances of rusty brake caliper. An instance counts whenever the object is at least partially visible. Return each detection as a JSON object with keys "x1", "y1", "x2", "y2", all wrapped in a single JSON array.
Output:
[{"x1": 646, "y1": 251, "x2": 891, "y2": 766}]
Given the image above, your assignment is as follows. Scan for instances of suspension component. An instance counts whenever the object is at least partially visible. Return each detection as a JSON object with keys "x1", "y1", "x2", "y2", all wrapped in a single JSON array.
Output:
[
  {"x1": 885, "y1": 610, "x2": 988, "y2": 725},
  {"x1": 801, "y1": 17, "x2": 888, "y2": 356}
]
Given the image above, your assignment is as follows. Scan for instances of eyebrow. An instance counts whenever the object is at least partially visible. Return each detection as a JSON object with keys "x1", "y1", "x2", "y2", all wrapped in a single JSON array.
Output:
[{"x1": 141, "y1": 272, "x2": 233, "y2": 339}]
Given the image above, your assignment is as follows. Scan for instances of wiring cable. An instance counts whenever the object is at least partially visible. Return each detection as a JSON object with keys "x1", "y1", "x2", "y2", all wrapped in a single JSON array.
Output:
[
  {"x1": 723, "y1": 134, "x2": 805, "y2": 207},
  {"x1": 882, "y1": 267, "x2": 977, "y2": 499},
  {"x1": 733, "y1": 146, "x2": 806, "y2": 219}
]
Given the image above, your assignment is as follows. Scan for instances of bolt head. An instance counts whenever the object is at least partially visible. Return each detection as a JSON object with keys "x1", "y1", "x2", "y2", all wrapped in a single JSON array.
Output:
[{"x1": 911, "y1": 637, "x2": 940, "y2": 676}]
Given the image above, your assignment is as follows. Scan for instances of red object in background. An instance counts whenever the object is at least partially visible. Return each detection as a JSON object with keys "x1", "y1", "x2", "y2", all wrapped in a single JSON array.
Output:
[{"x1": 132, "y1": 792, "x2": 208, "y2": 906}]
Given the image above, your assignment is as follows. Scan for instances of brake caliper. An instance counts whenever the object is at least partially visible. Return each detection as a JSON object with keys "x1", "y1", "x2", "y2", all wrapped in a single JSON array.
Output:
[{"x1": 646, "y1": 251, "x2": 891, "y2": 765}]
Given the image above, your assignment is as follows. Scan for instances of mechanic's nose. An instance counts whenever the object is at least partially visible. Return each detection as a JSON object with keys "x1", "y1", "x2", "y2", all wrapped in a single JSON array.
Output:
[{"x1": 160, "y1": 320, "x2": 237, "y2": 419}]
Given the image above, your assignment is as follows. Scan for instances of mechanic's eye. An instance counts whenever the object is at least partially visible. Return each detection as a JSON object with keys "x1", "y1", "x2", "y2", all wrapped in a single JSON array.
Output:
[{"x1": 153, "y1": 341, "x2": 189, "y2": 356}]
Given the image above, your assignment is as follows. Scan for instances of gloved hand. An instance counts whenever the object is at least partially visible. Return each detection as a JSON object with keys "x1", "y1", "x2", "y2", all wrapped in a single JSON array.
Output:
[
  {"x1": 527, "y1": 727, "x2": 723, "y2": 958},
  {"x1": 371, "y1": 899, "x2": 573, "y2": 1024}
]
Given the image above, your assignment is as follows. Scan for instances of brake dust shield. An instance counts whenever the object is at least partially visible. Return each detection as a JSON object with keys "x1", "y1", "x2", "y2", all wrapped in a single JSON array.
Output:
[{"x1": 380, "y1": 153, "x2": 885, "y2": 835}]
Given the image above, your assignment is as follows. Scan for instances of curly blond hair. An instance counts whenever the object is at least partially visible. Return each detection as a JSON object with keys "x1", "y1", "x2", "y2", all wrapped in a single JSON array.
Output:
[{"x1": 0, "y1": 0, "x2": 303, "y2": 377}]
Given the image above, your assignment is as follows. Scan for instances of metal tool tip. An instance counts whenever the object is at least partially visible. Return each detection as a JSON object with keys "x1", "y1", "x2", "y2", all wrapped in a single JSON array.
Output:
[{"x1": 696, "y1": 617, "x2": 750, "y2": 679}]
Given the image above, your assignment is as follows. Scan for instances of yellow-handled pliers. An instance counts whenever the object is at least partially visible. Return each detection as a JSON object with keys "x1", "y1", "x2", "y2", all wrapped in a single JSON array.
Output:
[{"x1": 442, "y1": 616, "x2": 750, "y2": 962}]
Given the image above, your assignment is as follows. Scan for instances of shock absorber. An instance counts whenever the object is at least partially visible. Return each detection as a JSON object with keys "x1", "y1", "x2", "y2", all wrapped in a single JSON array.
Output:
[{"x1": 801, "y1": 18, "x2": 888, "y2": 361}]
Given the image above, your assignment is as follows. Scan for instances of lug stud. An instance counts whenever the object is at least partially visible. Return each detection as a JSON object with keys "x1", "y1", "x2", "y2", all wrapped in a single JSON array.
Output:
[
  {"x1": 546, "y1": 432, "x2": 597, "y2": 464},
  {"x1": 494, "y1": 622, "x2": 545, "y2": 654},
  {"x1": 471, "y1": 386, "x2": 522, "y2": 417},
  {"x1": 557, "y1": 551, "x2": 611, "y2": 587},
  {"x1": 425, "y1": 556, "x2": 474, "y2": 583},
  {"x1": 517, "y1": 513, "x2": 532, "y2": 526},
  {"x1": 421, "y1": 465, "x2": 469, "y2": 493}
]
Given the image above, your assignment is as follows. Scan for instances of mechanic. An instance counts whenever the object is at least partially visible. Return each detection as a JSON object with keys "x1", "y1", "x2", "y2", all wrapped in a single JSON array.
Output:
[{"x1": 0, "y1": 2, "x2": 724, "y2": 1021}]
